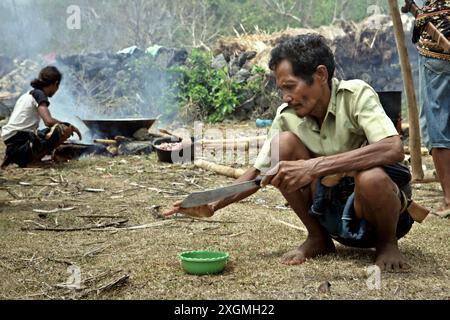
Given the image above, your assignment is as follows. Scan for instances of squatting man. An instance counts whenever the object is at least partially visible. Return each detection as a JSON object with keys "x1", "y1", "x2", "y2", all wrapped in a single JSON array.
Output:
[{"x1": 166, "y1": 34, "x2": 420, "y2": 272}]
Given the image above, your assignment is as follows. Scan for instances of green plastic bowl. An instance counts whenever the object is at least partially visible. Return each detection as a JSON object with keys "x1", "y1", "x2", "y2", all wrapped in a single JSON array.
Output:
[{"x1": 179, "y1": 251, "x2": 229, "y2": 275}]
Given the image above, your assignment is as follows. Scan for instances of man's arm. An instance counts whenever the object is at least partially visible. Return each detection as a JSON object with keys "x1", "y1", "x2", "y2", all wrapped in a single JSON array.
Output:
[
  {"x1": 263, "y1": 135, "x2": 404, "y2": 192},
  {"x1": 314, "y1": 135, "x2": 404, "y2": 176}
]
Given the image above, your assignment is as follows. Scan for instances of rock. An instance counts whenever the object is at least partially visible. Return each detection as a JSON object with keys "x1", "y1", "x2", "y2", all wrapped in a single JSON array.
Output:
[
  {"x1": 317, "y1": 281, "x2": 331, "y2": 295},
  {"x1": 0, "y1": 58, "x2": 39, "y2": 110},
  {"x1": 133, "y1": 128, "x2": 151, "y2": 141},
  {"x1": 237, "y1": 51, "x2": 257, "y2": 68},
  {"x1": 167, "y1": 48, "x2": 188, "y2": 67},
  {"x1": 233, "y1": 96, "x2": 256, "y2": 121},
  {"x1": 233, "y1": 68, "x2": 251, "y2": 83},
  {"x1": 211, "y1": 54, "x2": 227, "y2": 70},
  {"x1": 0, "y1": 101, "x2": 12, "y2": 120},
  {"x1": 118, "y1": 141, "x2": 153, "y2": 155}
]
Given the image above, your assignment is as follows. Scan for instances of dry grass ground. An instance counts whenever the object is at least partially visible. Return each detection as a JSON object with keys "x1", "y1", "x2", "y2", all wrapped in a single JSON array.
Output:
[{"x1": 0, "y1": 123, "x2": 449, "y2": 300}]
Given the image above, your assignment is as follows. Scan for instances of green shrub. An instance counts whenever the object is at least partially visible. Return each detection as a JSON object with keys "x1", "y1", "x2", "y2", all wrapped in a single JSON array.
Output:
[{"x1": 171, "y1": 49, "x2": 266, "y2": 123}]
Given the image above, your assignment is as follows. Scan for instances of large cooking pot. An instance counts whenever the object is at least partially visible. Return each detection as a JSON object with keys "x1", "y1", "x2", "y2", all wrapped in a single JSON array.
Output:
[
  {"x1": 81, "y1": 118, "x2": 156, "y2": 138},
  {"x1": 376, "y1": 91, "x2": 402, "y2": 133}
]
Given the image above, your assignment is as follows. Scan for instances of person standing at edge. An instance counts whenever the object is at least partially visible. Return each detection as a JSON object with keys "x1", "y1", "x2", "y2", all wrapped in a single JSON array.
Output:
[{"x1": 413, "y1": 0, "x2": 450, "y2": 217}]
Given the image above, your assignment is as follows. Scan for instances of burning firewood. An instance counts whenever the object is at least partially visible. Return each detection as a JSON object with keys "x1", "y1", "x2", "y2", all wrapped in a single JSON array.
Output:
[{"x1": 93, "y1": 139, "x2": 117, "y2": 145}]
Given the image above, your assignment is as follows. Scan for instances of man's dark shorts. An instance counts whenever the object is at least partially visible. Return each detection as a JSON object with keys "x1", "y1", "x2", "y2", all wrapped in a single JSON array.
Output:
[
  {"x1": 2, "y1": 125, "x2": 65, "y2": 168},
  {"x1": 309, "y1": 163, "x2": 414, "y2": 248}
]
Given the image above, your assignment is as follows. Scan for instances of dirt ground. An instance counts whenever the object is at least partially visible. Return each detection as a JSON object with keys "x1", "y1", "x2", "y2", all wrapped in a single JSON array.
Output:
[{"x1": 0, "y1": 122, "x2": 449, "y2": 300}]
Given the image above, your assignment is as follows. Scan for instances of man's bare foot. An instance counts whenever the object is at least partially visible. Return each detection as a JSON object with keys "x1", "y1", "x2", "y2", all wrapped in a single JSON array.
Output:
[
  {"x1": 281, "y1": 235, "x2": 336, "y2": 265},
  {"x1": 435, "y1": 207, "x2": 450, "y2": 219},
  {"x1": 375, "y1": 242, "x2": 410, "y2": 272}
]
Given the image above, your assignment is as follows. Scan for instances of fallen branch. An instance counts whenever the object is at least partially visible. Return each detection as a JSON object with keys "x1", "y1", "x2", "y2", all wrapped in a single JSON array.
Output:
[
  {"x1": 228, "y1": 231, "x2": 246, "y2": 238},
  {"x1": 94, "y1": 273, "x2": 129, "y2": 294},
  {"x1": 83, "y1": 245, "x2": 109, "y2": 257},
  {"x1": 19, "y1": 182, "x2": 59, "y2": 187},
  {"x1": 84, "y1": 188, "x2": 105, "y2": 193},
  {"x1": 271, "y1": 217, "x2": 307, "y2": 233},
  {"x1": 23, "y1": 218, "x2": 129, "y2": 232},
  {"x1": 0, "y1": 188, "x2": 21, "y2": 199},
  {"x1": 33, "y1": 207, "x2": 77, "y2": 214},
  {"x1": 93, "y1": 139, "x2": 117, "y2": 145},
  {"x1": 77, "y1": 215, "x2": 126, "y2": 219},
  {"x1": 94, "y1": 220, "x2": 174, "y2": 231},
  {"x1": 47, "y1": 258, "x2": 76, "y2": 266},
  {"x1": 172, "y1": 216, "x2": 241, "y2": 224}
]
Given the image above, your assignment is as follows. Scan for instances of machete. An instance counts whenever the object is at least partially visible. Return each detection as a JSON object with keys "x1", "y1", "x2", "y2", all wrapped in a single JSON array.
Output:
[{"x1": 180, "y1": 176, "x2": 263, "y2": 208}]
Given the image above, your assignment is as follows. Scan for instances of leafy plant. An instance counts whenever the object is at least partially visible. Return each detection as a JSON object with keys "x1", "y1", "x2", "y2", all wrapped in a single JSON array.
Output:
[{"x1": 171, "y1": 49, "x2": 266, "y2": 123}]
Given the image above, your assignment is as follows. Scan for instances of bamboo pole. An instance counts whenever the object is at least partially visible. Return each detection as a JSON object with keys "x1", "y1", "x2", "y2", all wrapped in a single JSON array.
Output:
[
  {"x1": 194, "y1": 159, "x2": 246, "y2": 179},
  {"x1": 388, "y1": 0, "x2": 424, "y2": 180},
  {"x1": 200, "y1": 136, "x2": 267, "y2": 145}
]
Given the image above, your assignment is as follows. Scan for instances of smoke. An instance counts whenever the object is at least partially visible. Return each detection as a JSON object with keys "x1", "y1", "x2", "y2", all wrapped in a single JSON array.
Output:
[
  {"x1": 1, "y1": 0, "x2": 183, "y2": 142},
  {"x1": 0, "y1": 0, "x2": 53, "y2": 58}
]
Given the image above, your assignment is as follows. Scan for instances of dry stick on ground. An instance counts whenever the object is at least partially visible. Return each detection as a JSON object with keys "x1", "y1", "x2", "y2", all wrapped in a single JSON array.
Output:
[
  {"x1": 228, "y1": 231, "x2": 246, "y2": 238},
  {"x1": 33, "y1": 207, "x2": 77, "y2": 214},
  {"x1": 270, "y1": 217, "x2": 307, "y2": 233},
  {"x1": 47, "y1": 258, "x2": 76, "y2": 266},
  {"x1": 83, "y1": 188, "x2": 105, "y2": 193},
  {"x1": 93, "y1": 220, "x2": 174, "y2": 231},
  {"x1": 0, "y1": 188, "x2": 21, "y2": 199},
  {"x1": 77, "y1": 215, "x2": 127, "y2": 219},
  {"x1": 78, "y1": 272, "x2": 130, "y2": 297},
  {"x1": 23, "y1": 218, "x2": 129, "y2": 232},
  {"x1": 94, "y1": 274, "x2": 130, "y2": 295},
  {"x1": 83, "y1": 245, "x2": 109, "y2": 258},
  {"x1": 172, "y1": 215, "x2": 241, "y2": 224}
]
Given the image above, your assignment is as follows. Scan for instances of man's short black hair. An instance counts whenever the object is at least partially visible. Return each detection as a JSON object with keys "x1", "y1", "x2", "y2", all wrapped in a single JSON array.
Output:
[{"x1": 269, "y1": 34, "x2": 335, "y2": 86}]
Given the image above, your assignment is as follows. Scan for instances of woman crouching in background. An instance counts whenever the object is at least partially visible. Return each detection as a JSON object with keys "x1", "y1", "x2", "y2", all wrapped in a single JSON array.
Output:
[{"x1": 1, "y1": 66, "x2": 81, "y2": 168}]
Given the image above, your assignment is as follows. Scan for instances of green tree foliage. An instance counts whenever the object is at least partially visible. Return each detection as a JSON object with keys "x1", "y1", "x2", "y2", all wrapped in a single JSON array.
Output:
[{"x1": 172, "y1": 49, "x2": 266, "y2": 122}]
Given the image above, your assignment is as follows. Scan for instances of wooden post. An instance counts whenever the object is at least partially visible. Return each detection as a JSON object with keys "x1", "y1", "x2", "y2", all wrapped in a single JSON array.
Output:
[{"x1": 388, "y1": 0, "x2": 424, "y2": 180}]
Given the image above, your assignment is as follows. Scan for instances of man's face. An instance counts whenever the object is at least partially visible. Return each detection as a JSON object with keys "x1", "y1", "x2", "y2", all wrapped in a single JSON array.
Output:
[{"x1": 275, "y1": 59, "x2": 326, "y2": 118}]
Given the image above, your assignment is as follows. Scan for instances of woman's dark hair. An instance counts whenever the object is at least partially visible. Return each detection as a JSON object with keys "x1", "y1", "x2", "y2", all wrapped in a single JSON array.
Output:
[
  {"x1": 269, "y1": 34, "x2": 335, "y2": 86},
  {"x1": 30, "y1": 66, "x2": 63, "y2": 89}
]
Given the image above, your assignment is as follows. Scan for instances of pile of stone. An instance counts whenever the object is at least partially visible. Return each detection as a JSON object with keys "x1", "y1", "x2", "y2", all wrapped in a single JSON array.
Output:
[
  {"x1": 55, "y1": 47, "x2": 188, "y2": 117},
  {"x1": 215, "y1": 14, "x2": 419, "y2": 93},
  {"x1": 0, "y1": 47, "x2": 188, "y2": 120},
  {"x1": 0, "y1": 57, "x2": 39, "y2": 119}
]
